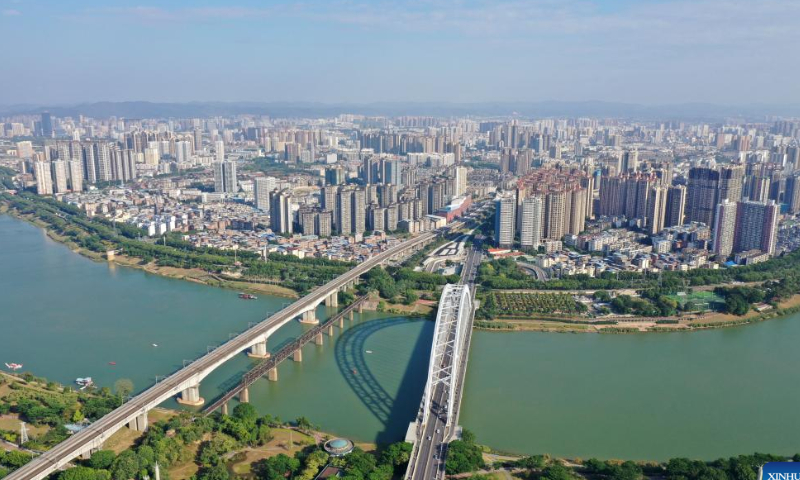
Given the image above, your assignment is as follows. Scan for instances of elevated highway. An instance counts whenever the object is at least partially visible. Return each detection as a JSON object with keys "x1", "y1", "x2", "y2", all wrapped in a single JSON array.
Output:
[{"x1": 7, "y1": 231, "x2": 439, "y2": 480}]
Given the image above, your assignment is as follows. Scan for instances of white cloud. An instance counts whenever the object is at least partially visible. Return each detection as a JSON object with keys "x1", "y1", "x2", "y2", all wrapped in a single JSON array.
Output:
[{"x1": 2, "y1": 8, "x2": 21, "y2": 16}]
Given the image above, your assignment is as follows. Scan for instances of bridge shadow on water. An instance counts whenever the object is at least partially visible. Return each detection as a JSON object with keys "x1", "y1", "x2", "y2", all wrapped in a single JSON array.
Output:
[{"x1": 335, "y1": 316, "x2": 433, "y2": 445}]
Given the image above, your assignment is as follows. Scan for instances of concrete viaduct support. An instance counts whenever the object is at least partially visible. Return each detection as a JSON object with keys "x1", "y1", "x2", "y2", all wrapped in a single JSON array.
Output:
[
  {"x1": 314, "y1": 332, "x2": 324, "y2": 345},
  {"x1": 324, "y1": 291, "x2": 339, "y2": 307},
  {"x1": 239, "y1": 387, "x2": 249, "y2": 403},
  {"x1": 268, "y1": 368, "x2": 278, "y2": 382},
  {"x1": 300, "y1": 309, "x2": 318, "y2": 324},
  {"x1": 127, "y1": 412, "x2": 148, "y2": 432},
  {"x1": 248, "y1": 338, "x2": 270, "y2": 359},
  {"x1": 293, "y1": 350, "x2": 303, "y2": 362},
  {"x1": 177, "y1": 385, "x2": 204, "y2": 406}
]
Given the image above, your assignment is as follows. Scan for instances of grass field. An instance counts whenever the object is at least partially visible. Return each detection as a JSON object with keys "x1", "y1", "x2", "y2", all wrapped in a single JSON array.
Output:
[{"x1": 668, "y1": 291, "x2": 724, "y2": 311}]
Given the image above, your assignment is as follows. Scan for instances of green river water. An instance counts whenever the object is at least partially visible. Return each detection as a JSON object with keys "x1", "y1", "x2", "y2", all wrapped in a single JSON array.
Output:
[{"x1": 2, "y1": 214, "x2": 800, "y2": 460}]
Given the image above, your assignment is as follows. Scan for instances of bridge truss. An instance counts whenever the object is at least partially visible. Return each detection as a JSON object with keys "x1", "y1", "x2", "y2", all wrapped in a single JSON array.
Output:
[{"x1": 421, "y1": 284, "x2": 472, "y2": 427}]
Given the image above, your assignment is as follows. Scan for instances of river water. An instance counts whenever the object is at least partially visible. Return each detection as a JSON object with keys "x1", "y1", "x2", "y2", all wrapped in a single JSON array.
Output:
[{"x1": 2, "y1": 214, "x2": 800, "y2": 460}]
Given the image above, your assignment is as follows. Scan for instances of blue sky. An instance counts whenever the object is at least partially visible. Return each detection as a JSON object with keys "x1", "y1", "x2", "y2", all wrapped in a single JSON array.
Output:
[{"x1": 1, "y1": 0, "x2": 798, "y2": 105}]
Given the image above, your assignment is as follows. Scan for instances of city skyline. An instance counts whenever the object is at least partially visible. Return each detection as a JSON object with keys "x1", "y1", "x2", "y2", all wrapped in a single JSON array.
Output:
[{"x1": 1, "y1": 0, "x2": 800, "y2": 106}]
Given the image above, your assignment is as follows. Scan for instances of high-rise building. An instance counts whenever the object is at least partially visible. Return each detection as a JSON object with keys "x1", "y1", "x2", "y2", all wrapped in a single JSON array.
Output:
[
  {"x1": 213, "y1": 161, "x2": 237, "y2": 193},
  {"x1": 383, "y1": 159, "x2": 403, "y2": 186},
  {"x1": 620, "y1": 149, "x2": 639, "y2": 173},
  {"x1": 734, "y1": 201, "x2": 779, "y2": 255},
  {"x1": 67, "y1": 160, "x2": 83, "y2": 192},
  {"x1": 685, "y1": 167, "x2": 721, "y2": 226},
  {"x1": 719, "y1": 164, "x2": 745, "y2": 203},
  {"x1": 269, "y1": 190, "x2": 294, "y2": 234},
  {"x1": 94, "y1": 143, "x2": 112, "y2": 182},
  {"x1": 352, "y1": 188, "x2": 366, "y2": 235},
  {"x1": 385, "y1": 204, "x2": 399, "y2": 232},
  {"x1": 321, "y1": 186, "x2": 339, "y2": 231},
  {"x1": 50, "y1": 160, "x2": 68, "y2": 193},
  {"x1": 785, "y1": 174, "x2": 800, "y2": 214},
  {"x1": 713, "y1": 199, "x2": 738, "y2": 257},
  {"x1": 193, "y1": 127, "x2": 203, "y2": 151},
  {"x1": 82, "y1": 143, "x2": 97, "y2": 184},
  {"x1": 325, "y1": 166, "x2": 345, "y2": 186},
  {"x1": 645, "y1": 185, "x2": 668, "y2": 234},
  {"x1": 454, "y1": 166, "x2": 468, "y2": 197},
  {"x1": 16, "y1": 141, "x2": 34, "y2": 159},
  {"x1": 369, "y1": 206, "x2": 386, "y2": 232},
  {"x1": 215, "y1": 140, "x2": 225, "y2": 163},
  {"x1": 337, "y1": 187, "x2": 353, "y2": 235},
  {"x1": 519, "y1": 196, "x2": 543, "y2": 250},
  {"x1": 34, "y1": 161, "x2": 53, "y2": 195},
  {"x1": 664, "y1": 185, "x2": 686, "y2": 227},
  {"x1": 254, "y1": 176, "x2": 276, "y2": 211},
  {"x1": 176, "y1": 140, "x2": 193, "y2": 164},
  {"x1": 40, "y1": 112, "x2": 53, "y2": 138},
  {"x1": 545, "y1": 191, "x2": 567, "y2": 240},
  {"x1": 494, "y1": 195, "x2": 516, "y2": 247},
  {"x1": 318, "y1": 211, "x2": 333, "y2": 237}
]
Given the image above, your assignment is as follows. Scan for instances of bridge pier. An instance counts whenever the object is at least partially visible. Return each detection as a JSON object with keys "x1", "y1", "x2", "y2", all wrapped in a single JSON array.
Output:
[
  {"x1": 293, "y1": 349, "x2": 303, "y2": 362},
  {"x1": 177, "y1": 385, "x2": 204, "y2": 406},
  {"x1": 247, "y1": 339, "x2": 270, "y2": 359},
  {"x1": 221, "y1": 402, "x2": 229, "y2": 415},
  {"x1": 338, "y1": 316, "x2": 344, "y2": 328},
  {"x1": 299, "y1": 309, "x2": 318, "y2": 324},
  {"x1": 127, "y1": 413, "x2": 144, "y2": 431},
  {"x1": 314, "y1": 332, "x2": 324, "y2": 345},
  {"x1": 324, "y1": 291, "x2": 339, "y2": 307},
  {"x1": 327, "y1": 325, "x2": 334, "y2": 336},
  {"x1": 268, "y1": 367, "x2": 278, "y2": 382},
  {"x1": 358, "y1": 303, "x2": 363, "y2": 314},
  {"x1": 240, "y1": 387, "x2": 249, "y2": 404}
]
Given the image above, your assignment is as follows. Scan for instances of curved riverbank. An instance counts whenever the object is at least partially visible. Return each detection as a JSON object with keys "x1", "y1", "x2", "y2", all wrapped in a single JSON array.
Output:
[
  {"x1": 476, "y1": 294, "x2": 800, "y2": 334},
  {"x1": 1, "y1": 206, "x2": 300, "y2": 299}
]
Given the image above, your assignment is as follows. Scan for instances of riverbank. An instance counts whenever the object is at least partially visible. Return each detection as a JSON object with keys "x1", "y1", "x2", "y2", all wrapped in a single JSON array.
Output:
[
  {"x1": 476, "y1": 293, "x2": 800, "y2": 333},
  {"x1": 0, "y1": 207, "x2": 301, "y2": 299}
]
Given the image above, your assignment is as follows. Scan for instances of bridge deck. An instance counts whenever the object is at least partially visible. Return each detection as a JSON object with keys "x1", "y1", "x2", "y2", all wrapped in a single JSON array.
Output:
[{"x1": 202, "y1": 295, "x2": 368, "y2": 414}]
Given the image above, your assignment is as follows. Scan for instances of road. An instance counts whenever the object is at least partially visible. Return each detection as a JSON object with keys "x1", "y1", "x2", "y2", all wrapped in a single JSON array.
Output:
[
  {"x1": 408, "y1": 245, "x2": 482, "y2": 480},
  {"x1": 7, "y1": 230, "x2": 440, "y2": 480},
  {"x1": 517, "y1": 261, "x2": 550, "y2": 281}
]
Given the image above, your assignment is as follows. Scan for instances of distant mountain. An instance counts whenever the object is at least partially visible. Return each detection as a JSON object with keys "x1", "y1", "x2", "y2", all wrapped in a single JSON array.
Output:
[{"x1": 2, "y1": 100, "x2": 799, "y2": 120}]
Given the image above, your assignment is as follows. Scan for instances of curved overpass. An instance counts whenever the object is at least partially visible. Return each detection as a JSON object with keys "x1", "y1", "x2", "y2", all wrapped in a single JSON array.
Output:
[{"x1": 7, "y1": 231, "x2": 438, "y2": 480}]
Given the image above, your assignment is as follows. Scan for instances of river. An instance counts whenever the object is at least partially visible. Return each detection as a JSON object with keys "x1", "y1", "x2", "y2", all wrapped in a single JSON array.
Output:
[{"x1": 2, "y1": 214, "x2": 800, "y2": 460}]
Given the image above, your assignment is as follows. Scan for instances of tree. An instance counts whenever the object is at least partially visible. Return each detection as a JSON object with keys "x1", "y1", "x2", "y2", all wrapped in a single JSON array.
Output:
[
  {"x1": 110, "y1": 451, "x2": 139, "y2": 480},
  {"x1": 253, "y1": 453, "x2": 300, "y2": 480},
  {"x1": 2, "y1": 450, "x2": 32, "y2": 469},
  {"x1": 233, "y1": 403, "x2": 258, "y2": 424},
  {"x1": 58, "y1": 466, "x2": 111, "y2": 480},
  {"x1": 594, "y1": 290, "x2": 612, "y2": 303},
  {"x1": 381, "y1": 442, "x2": 412, "y2": 468},
  {"x1": 255, "y1": 423, "x2": 272, "y2": 446},
  {"x1": 197, "y1": 463, "x2": 230, "y2": 480},
  {"x1": 516, "y1": 455, "x2": 546, "y2": 470},
  {"x1": 113, "y1": 379, "x2": 134, "y2": 399},
  {"x1": 88, "y1": 451, "x2": 116, "y2": 470},
  {"x1": 198, "y1": 433, "x2": 238, "y2": 466},
  {"x1": 295, "y1": 416, "x2": 312, "y2": 431},
  {"x1": 542, "y1": 464, "x2": 578, "y2": 480},
  {"x1": 444, "y1": 433, "x2": 484, "y2": 475},
  {"x1": 297, "y1": 450, "x2": 330, "y2": 480}
]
